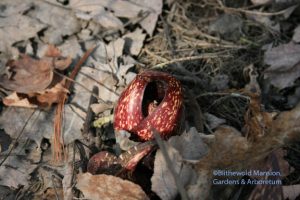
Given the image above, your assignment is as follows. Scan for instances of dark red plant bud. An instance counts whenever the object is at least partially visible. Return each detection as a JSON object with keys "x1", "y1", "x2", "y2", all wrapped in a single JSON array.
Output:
[
  {"x1": 87, "y1": 151, "x2": 120, "y2": 175},
  {"x1": 87, "y1": 141, "x2": 157, "y2": 174},
  {"x1": 114, "y1": 70, "x2": 183, "y2": 141}
]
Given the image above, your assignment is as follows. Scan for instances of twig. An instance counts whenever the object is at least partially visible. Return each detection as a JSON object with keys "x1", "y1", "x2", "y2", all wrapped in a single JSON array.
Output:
[
  {"x1": 152, "y1": 128, "x2": 189, "y2": 200},
  {"x1": 65, "y1": 46, "x2": 96, "y2": 89},
  {"x1": 196, "y1": 92, "x2": 250, "y2": 100},
  {"x1": 217, "y1": 1, "x2": 296, "y2": 16},
  {"x1": 51, "y1": 175, "x2": 61, "y2": 200},
  {"x1": 152, "y1": 53, "x2": 230, "y2": 68},
  {"x1": 187, "y1": 90, "x2": 204, "y2": 132},
  {"x1": 53, "y1": 46, "x2": 96, "y2": 162},
  {"x1": 82, "y1": 86, "x2": 99, "y2": 137},
  {"x1": 0, "y1": 109, "x2": 36, "y2": 166}
]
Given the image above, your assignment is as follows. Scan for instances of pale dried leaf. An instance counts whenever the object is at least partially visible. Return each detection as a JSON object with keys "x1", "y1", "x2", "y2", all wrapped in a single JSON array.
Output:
[
  {"x1": 57, "y1": 36, "x2": 83, "y2": 58},
  {"x1": 0, "y1": 153, "x2": 37, "y2": 188},
  {"x1": 124, "y1": 71, "x2": 138, "y2": 85},
  {"x1": 251, "y1": 0, "x2": 271, "y2": 5},
  {"x1": 208, "y1": 14, "x2": 243, "y2": 41},
  {"x1": 293, "y1": 25, "x2": 300, "y2": 43},
  {"x1": 247, "y1": 14, "x2": 280, "y2": 32},
  {"x1": 204, "y1": 113, "x2": 226, "y2": 129},
  {"x1": 71, "y1": 66, "x2": 119, "y2": 109},
  {"x1": 75, "y1": 9, "x2": 123, "y2": 29},
  {"x1": 70, "y1": 0, "x2": 144, "y2": 18},
  {"x1": 264, "y1": 42, "x2": 300, "y2": 89},
  {"x1": 116, "y1": 64, "x2": 135, "y2": 84},
  {"x1": 283, "y1": 184, "x2": 300, "y2": 200},
  {"x1": 0, "y1": 108, "x2": 53, "y2": 146},
  {"x1": 168, "y1": 127, "x2": 209, "y2": 160},
  {"x1": 27, "y1": 1, "x2": 80, "y2": 44},
  {"x1": 0, "y1": 0, "x2": 33, "y2": 17},
  {"x1": 0, "y1": 105, "x2": 83, "y2": 146},
  {"x1": 62, "y1": 105, "x2": 84, "y2": 144},
  {"x1": 151, "y1": 139, "x2": 198, "y2": 200},
  {"x1": 282, "y1": 5, "x2": 298, "y2": 19},
  {"x1": 123, "y1": 28, "x2": 146, "y2": 56},
  {"x1": 88, "y1": 41, "x2": 108, "y2": 64},
  {"x1": 0, "y1": 14, "x2": 46, "y2": 53},
  {"x1": 93, "y1": 10, "x2": 123, "y2": 29},
  {"x1": 3, "y1": 92, "x2": 37, "y2": 108},
  {"x1": 151, "y1": 128, "x2": 209, "y2": 200},
  {"x1": 133, "y1": 0, "x2": 163, "y2": 36},
  {"x1": 107, "y1": 38, "x2": 125, "y2": 69},
  {"x1": 90, "y1": 103, "x2": 113, "y2": 115},
  {"x1": 76, "y1": 173, "x2": 149, "y2": 200}
]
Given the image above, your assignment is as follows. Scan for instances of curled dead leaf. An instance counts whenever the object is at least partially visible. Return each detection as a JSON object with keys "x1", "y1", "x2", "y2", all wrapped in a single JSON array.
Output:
[
  {"x1": 0, "y1": 45, "x2": 71, "y2": 94},
  {"x1": 0, "y1": 54, "x2": 54, "y2": 93},
  {"x1": 76, "y1": 173, "x2": 149, "y2": 200},
  {"x1": 2, "y1": 92, "x2": 37, "y2": 108}
]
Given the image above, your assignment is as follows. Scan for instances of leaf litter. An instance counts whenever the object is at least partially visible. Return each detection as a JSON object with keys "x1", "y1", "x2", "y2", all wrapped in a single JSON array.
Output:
[{"x1": 0, "y1": 0, "x2": 300, "y2": 199}]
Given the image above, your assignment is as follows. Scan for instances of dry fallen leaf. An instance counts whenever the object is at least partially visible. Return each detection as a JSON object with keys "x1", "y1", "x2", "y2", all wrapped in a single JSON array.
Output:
[
  {"x1": 0, "y1": 157, "x2": 37, "y2": 188},
  {"x1": 0, "y1": 14, "x2": 46, "y2": 53},
  {"x1": 293, "y1": 24, "x2": 300, "y2": 43},
  {"x1": 0, "y1": 106, "x2": 83, "y2": 146},
  {"x1": 27, "y1": 1, "x2": 80, "y2": 45},
  {"x1": 123, "y1": 28, "x2": 147, "y2": 56},
  {"x1": 35, "y1": 82, "x2": 69, "y2": 108},
  {"x1": 0, "y1": 55, "x2": 54, "y2": 93},
  {"x1": 251, "y1": 0, "x2": 271, "y2": 5},
  {"x1": 2, "y1": 92, "x2": 37, "y2": 108},
  {"x1": 70, "y1": 0, "x2": 144, "y2": 19},
  {"x1": 0, "y1": 140, "x2": 40, "y2": 189},
  {"x1": 204, "y1": 113, "x2": 226, "y2": 130},
  {"x1": 208, "y1": 14, "x2": 243, "y2": 41},
  {"x1": 76, "y1": 173, "x2": 149, "y2": 200},
  {"x1": 264, "y1": 42, "x2": 300, "y2": 89},
  {"x1": 132, "y1": 0, "x2": 163, "y2": 36},
  {"x1": 0, "y1": 45, "x2": 72, "y2": 108},
  {"x1": 151, "y1": 128, "x2": 207, "y2": 200},
  {"x1": 283, "y1": 184, "x2": 300, "y2": 200}
]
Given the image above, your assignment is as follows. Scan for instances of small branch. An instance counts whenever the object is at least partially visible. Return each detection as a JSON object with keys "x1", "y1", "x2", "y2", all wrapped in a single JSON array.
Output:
[
  {"x1": 53, "y1": 46, "x2": 96, "y2": 161},
  {"x1": 152, "y1": 53, "x2": 230, "y2": 69},
  {"x1": 187, "y1": 90, "x2": 204, "y2": 132},
  {"x1": 82, "y1": 86, "x2": 99, "y2": 137},
  {"x1": 217, "y1": 1, "x2": 296, "y2": 16}
]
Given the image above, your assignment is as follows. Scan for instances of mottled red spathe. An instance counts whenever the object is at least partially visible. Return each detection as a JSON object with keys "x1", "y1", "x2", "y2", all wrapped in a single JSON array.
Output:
[{"x1": 114, "y1": 70, "x2": 183, "y2": 140}]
